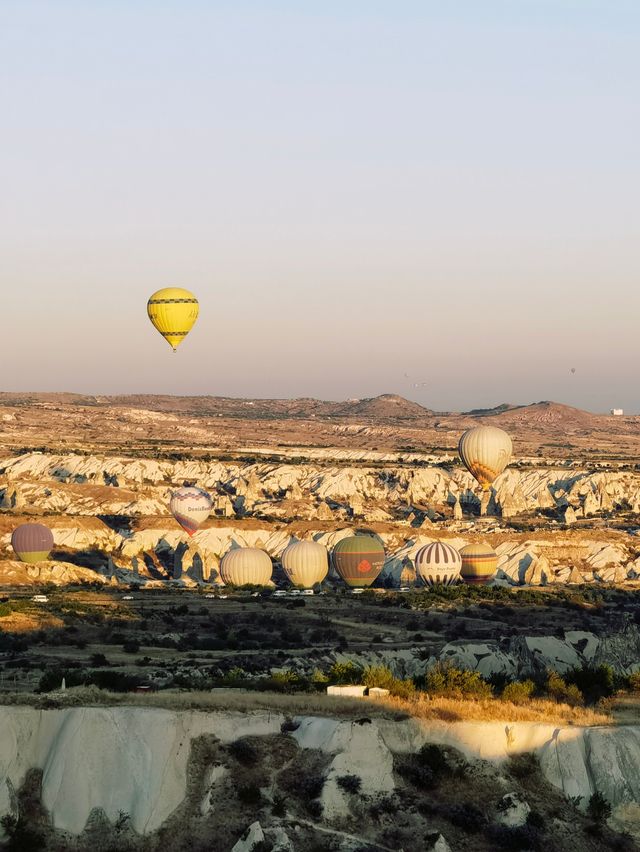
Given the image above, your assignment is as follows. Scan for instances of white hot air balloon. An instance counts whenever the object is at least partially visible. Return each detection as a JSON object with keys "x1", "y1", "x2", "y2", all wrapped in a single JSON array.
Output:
[
  {"x1": 169, "y1": 486, "x2": 213, "y2": 536},
  {"x1": 415, "y1": 542, "x2": 461, "y2": 586},
  {"x1": 281, "y1": 540, "x2": 328, "y2": 589},
  {"x1": 458, "y1": 426, "x2": 512, "y2": 491},
  {"x1": 458, "y1": 425, "x2": 512, "y2": 516},
  {"x1": 220, "y1": 547, "x2": 273, "y2": 586}
]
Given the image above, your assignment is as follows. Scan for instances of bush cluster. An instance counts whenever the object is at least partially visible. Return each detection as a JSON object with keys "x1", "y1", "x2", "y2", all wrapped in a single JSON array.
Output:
[{"x1": 422, "y1": 663, "x2": 492, "y2": 699}]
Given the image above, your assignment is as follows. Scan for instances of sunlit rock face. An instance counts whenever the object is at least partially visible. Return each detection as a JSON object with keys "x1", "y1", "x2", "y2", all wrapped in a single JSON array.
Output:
[{"x1": 0, "y1": 707, "x2": 639, "y2": 838}]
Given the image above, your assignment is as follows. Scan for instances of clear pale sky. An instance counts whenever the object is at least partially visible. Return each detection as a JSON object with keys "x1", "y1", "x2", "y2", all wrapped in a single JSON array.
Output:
[{"x1": 2, "y1": 1, "x2": 639, "y2": 412}]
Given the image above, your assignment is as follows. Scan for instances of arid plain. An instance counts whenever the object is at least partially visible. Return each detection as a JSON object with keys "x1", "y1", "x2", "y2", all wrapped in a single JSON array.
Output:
[{"x1": 2, "y1": 393, "x2": 640, "y2": 851}]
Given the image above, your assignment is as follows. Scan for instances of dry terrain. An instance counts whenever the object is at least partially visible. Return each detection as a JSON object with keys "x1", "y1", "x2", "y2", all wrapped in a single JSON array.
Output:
[{"x1": 0, "y1": 393, "x2": 640, "y2": 849}]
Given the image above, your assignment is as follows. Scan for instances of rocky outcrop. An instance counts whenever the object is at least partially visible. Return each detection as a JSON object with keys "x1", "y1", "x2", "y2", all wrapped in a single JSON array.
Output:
[
  {"x1": 0, "y1": 706, "x2": 638, "y2": 840},
  {"x1": 431, "y1": 625, "x2": 640, "y2": 678},
  {"x1": 6, "y1": 450, "x2": 640, "y2": 523},
  {"x1": 0, "y1": 706, "x2": 632, "y2": 835}
]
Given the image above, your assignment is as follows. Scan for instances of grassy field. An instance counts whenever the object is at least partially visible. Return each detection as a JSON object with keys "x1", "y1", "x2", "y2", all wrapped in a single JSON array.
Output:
[
  {"x1": 0, "y1": 685, "x2": 611, "y2": 726},
  {"x1": 0, "y1": 585, "x2": 635, "y2": 724}
]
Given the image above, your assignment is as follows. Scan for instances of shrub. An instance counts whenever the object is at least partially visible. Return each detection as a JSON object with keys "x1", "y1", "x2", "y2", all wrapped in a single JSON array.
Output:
[
  {"x1": 122, "y1": 640, "x2": 140, "y2": 654},
  {"x1": 417, "y1": 744, "x2": 449, "y2": 776},
  {"x1": 298, "y1": 772, "x2": 325, "y2": 801},
  {"x1": 306, "y1": 799, "x2": 323, "y2": 819},
  {"x1": 269, "y1": 670, "x2": 302, "y2": 693},
  {"x1": 88, "y1": 670, "x2": 142, "y2": 692},
  {"x1": 336, "y1": 774, "x2": 362, "y2": 794},
  {"x1": 526, "y1": 811, "x2": 545, "y2": 831},
  {"x1": 486, "y1": 824, "x2": 539, "y2": 850},
  {"x1": 237, "y1": 783, "x2": 263, "y2": 805},
  {"x1": 444, "y1": 802, "x2": 486, "y2": 833},
  {"x1": 38, "y1": 667, "x2": 85, "y2": 693},
  {"x1": 0, "y1": 815, "x2": 45, "y2": 852},
  {"x1": 228, "y1": 738, "x2": 258, "y2": 766},
  {"x1": 310, "y1": 668, "x2": 329, "y2": 686},
  {"x1": 587, "y1": 791, "x2": 612, "y2": 823},
  {"x1": 545, "y1": 671, "x2": 583, "y2": 706},
  {"x1": 362, "y1": 665, "x2": 415, "y2": 699},
  {"x1": 508, "y1": 753, "x2": 540, "y2": 780},
  {"x1": 328, "y1": 661, "x2": 363, "y2": 684},
  {"x1": 423, "y1": 664, "x2": 492, "y2": 699},
  {"x1": 272, "y1": 793, "x2": 286, "y2": 816},
  {"x1": 565, "y1": 665, "x2": 616, "y2": 704},
  {"x1": 627, "y1": 671, "x2": 640, "y2": 692},
  {"x1": 501, "y1": 680, "x2": 535, "y2": 705}
]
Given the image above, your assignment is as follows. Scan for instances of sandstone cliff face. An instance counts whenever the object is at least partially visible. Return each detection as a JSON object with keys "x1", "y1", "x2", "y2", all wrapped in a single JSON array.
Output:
[
  {"x1": 4, "y1": 451, "x2": 640, "y2": 521},
  {"x1": 0, "y1": 706, "x2": 638, "y2": 841},
  {"x1": 3, "y1": 449, "x2": 640, "y2": 588}
]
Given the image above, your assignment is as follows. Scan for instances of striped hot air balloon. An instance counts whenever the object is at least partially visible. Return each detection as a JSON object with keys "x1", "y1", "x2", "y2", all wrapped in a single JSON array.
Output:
[
  {"x1": 169, "y1": 486, "x2": 212, "y2": 536},
  {"x1": 11, "y1": 523, "x2": 54, "y2": 564},
  {"x1": 220, "y1": 548, "x2": 272, "y2": 586},
  {"x1": 460, "y1": 543, "x2": 498, "y2": 585},
  {"x1": 147, "y1": 287, "x2": 199, "y2": 351},
  {"x1": 332, "y1": 535, "x2": 385, "y2": 588},
  {"x1": 415, "y1": 541, "x2": 461, "y2": 586},
  {"x1": 458, "y1": 426, "x2": 512, "y2": 491},
  {"x1": 281, "y1": 540, "x2": 328, "y2": 589}
]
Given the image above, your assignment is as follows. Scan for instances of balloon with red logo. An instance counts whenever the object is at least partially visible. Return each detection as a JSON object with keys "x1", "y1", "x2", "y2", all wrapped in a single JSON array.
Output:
[{"x1": 332, "y1": 534, "x2": 385, "y2": 588}]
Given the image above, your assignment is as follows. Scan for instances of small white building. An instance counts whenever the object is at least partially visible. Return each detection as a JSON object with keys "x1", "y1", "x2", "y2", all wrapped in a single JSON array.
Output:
[
  {"x1": 611, "y1": 409, "x2": 624, "y2": 416},
  {"x1": 326, "y1": 685, "x2": 366, "y2": 697}
]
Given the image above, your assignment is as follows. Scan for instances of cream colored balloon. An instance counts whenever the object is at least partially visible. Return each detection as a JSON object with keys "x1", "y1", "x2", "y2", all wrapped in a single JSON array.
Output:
[
  {"x1": 458, "y1": 426, "x2": 512, "y2": 491},
  {"x1": 281, "y1": 540, "x2": 328, "y2": 589},
  {"x1": 220, "y1": 547, "x2": 273, "y2": 586}
]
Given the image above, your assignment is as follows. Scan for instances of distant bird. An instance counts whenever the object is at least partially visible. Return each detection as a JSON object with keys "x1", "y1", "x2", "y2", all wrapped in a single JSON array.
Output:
[{"x1": 570, "y1": 367, "x2": 576, "y2": 374}]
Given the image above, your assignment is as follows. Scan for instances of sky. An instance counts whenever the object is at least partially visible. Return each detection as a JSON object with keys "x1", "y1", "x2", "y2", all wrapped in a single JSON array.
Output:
[{"x1": 1, "y1": 1, "x2": 639, "y2": 412}]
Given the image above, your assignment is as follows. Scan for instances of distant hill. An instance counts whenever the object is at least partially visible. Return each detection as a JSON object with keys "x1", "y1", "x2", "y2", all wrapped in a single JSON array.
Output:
[
  {"x1": 465, "y1": 403, "x2": 519, "y2": 417},
  {"x1": 0, "y1": 392, "x2": 432, "y2": 423},
  {"x1": 483, "y1": 401, "x2": 599, "y2": 428},
  {"x1": 333, "y1": 394, "x2": 432, "y2": 420}
]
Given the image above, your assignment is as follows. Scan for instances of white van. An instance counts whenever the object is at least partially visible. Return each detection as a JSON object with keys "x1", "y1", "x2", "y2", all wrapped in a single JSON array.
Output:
[{"x1": 32, "y1": 595, "x2": 49, "y2": 603}]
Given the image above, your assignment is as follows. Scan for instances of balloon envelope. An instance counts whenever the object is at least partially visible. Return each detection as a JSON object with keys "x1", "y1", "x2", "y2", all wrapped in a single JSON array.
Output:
[
  {"x1": 11, "y1": 523, "x2": 54, "y2": 564},
  {"x1": 460, "y1": 543, "x2": 498, "y2": 585},
  {"x1": 458, "y1": 426, "x2": 512, "y2": 491},
  {"x1": 332, "y1": 535, "x2": 385, "y2": 588},
  {"x1": 147, "y1": 287, "x2": 199, "y2": 351},
  {"x1": 220, "y1": 548, "x2": 272, "y2": 586},
  {"x1": 281, "y1": 541, "x2": 328, "y2": 588},
  {"x1": 415, "y1": 541, "x2": 461, "y2": 586},
  {"x1": 169, "y1": 486, "x2": 212, "y2": 536}
]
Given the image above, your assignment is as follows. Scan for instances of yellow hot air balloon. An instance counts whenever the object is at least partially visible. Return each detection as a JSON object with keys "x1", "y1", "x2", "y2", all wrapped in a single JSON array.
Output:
[
  {"x1": 458, "y1": 426, "x2": 512, "y2": 491},
  {"x1": 147, "y1": 287, "x2": 199, "y2": 351},
  {"x1": 459, "y1": 543, "x2": 498, "y2": 585}
]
